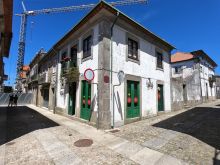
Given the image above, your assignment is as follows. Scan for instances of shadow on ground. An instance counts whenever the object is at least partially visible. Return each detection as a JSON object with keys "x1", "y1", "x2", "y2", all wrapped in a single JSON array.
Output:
[
  {"x1": 0, "y1": 106, "x2": 59, "y2": 145},
  {"x1": 153, "y1": 106, "x2": 220, "y2": 164},
  {"x1": 213, "y1": 149, "x2": 220, "y2": 165},
  {"x1": 153, "y1": 106, "x2": 220, "y2": 149}
]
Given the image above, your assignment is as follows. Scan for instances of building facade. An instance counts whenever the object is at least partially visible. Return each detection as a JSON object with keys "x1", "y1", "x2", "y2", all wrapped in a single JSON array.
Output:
[
  {"x1": 171, "y1": 50, "x2": 217, "y2": 110},
  {"x1": 37, "y1": 49, "x2": 57, "y2": 110},
  {"x1": 215, "y1": 75, "x2": 220, "y2": 99},
  {"x1": 27, "y1": 49, "x2": 46, "y2": 106},
  {"x1": 36, "y1": 1, "x2": 174, "y2": 129},
  {"x1": 20, "y1": 65, "x2": 30, "y2": 93},
  {"x1": 0, "y1": 0, "x2": 13, "y2": 92}
]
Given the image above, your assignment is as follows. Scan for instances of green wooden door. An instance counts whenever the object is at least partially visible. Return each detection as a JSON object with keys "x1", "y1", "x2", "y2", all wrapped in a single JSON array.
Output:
[
  {"x1": 127, "y1": 81, "x2": 140, "y2": 118},
  {"x1": 158, "y1": 84, "x2": 164, "y2": 111},
  {"x1": 68, "y1": 82, "x2": 76, "y2": 115},
  {"x1": 80, "y1": 81, "x2": 91, "y2": 120}
]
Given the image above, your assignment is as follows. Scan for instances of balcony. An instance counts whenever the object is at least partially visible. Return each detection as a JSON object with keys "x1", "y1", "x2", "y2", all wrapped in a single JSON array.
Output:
[
  {"x1": 30, "y1": 74, "x2": 38, "y2": 82},
  {"x1": 38, "y1": 72, "x2": 50, "y2": 84}
]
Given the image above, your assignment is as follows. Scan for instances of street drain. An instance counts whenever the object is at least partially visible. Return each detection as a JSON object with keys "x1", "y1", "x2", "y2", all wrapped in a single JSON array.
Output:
[
  {"x1": 109, "y1": 129, "x2": 120, "y2": 133},
  {"x1": 74, "y1": 139, "x2": 93, "y2": 147},
  {"x1": 6, "y1": 142, "x2": 15, "y2": 146}
]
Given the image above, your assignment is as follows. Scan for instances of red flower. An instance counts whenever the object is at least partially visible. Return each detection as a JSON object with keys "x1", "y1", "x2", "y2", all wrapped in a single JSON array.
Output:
[{"x1": 62, "y1": 57, "x2": 71, "y2": 62}]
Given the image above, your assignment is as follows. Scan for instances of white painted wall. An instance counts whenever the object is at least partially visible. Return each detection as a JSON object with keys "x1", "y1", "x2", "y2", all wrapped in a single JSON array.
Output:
[
  {"x1": 56, "y1": 24, "x2": 99, "y2": 114},
  {"x1": 112, "y1": 25, "x2": 172, "y2": 126},
  {"x1": 171, "y1": 58, "x2": 216, "y2": 100}
]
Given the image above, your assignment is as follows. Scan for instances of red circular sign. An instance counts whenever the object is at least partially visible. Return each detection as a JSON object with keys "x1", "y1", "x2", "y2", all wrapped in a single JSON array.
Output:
[{"x1": 84, "y1": 68, "x2": 95, "y2": 82}]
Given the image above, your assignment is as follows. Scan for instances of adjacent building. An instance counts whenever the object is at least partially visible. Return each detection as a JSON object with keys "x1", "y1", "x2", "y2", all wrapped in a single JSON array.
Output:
[
  {"x1": 171, "y1": 50, "x2": 217, "y2": 110},
  {"x1": 27, "y1": 49, "x2": 46, "y2": 105},
  {"x1": 20, "y1": 65, "x2": 30, "y2": 93},
  {"x1": 215, "y1": 75, "x2": 220, "y2": 99},
  {"x1": 37, "y1": 49, "x2": 57, "y2": 110},
  {"x1": 0, "y1": 0, "x2": 13, "y2": 92}
]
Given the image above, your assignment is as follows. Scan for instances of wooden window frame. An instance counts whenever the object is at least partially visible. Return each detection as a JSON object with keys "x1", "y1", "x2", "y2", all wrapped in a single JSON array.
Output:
[
  {"x1": 126, "y1": 33, "x2": 140, "y2": 65},
  {"x1": 156, "y1": 51, "x2": 163, "y2": 70}
]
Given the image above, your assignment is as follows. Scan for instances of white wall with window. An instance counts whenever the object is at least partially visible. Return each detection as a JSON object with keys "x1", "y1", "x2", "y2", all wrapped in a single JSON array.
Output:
[
  {"x1": 111, "y1": 25, "x2": 172, "y2": 126},
  {"x1": 56, "y1": 24, "x2": 99, "y2": 114}
]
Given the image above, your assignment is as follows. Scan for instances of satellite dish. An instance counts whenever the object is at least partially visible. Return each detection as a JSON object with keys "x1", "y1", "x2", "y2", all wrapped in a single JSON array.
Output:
[{"x1": 117, "y1": 70, "x2": 125, "y2": 84}]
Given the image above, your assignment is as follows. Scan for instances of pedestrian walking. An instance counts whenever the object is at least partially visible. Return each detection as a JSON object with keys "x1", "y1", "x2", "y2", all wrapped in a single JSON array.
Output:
[
  {"x1": 14, "y1": 94, "x2": 18, "y2": 107},
  {"x1": 8, "y1": 94, "x2": 14, "y2": 107}
]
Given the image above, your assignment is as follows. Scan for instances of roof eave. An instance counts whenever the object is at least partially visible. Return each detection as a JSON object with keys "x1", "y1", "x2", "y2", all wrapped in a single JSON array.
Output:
[{"x1": 48, "y1": 0, "x2": 174, "y2": 53}]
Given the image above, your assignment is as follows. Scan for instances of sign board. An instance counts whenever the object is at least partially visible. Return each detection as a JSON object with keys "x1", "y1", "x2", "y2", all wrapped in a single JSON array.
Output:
[
  {"x1": 117, "y1": 70, "x2": 125, "y2": 84},
  {"x1": 84, "y1": 68, "x2": 95, "y2": 82}
]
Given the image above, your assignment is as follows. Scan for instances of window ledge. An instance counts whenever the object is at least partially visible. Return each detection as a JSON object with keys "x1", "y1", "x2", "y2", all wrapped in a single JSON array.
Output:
[
  {"x1": 81, "y1": 55, "x2": 93, "y2": 63},
  {"x1": 156, "y1": 67, "x2": 164, "y2": 71},
  {"x1": 126, "y1": 58, "x2": 140, "y2": 65}
]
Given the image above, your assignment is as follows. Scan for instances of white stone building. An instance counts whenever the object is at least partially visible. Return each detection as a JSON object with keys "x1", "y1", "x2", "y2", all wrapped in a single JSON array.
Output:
[
  {"x1": 38, "y1": 1, "x2": 174, "y2": 129},
  {"x1": 171, "y1": 50, "x2": 217, "y2": 110}
]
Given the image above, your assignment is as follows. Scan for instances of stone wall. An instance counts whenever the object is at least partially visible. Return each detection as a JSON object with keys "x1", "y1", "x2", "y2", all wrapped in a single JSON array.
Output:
[{"x1": 171, "y1": 70, "x2": 202, "y2": 111}]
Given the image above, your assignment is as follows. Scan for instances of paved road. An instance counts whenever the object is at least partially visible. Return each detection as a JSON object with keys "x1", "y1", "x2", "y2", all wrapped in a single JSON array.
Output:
[
  {"x1": 1, "y1": 101, "x2": 220, "y2": 164},
  {"x1": 112, "y1": 101, "x2": 220, "y2": 165},
  {"x1": 0, "y1": 105, "x2": 186, "y2": 165}
]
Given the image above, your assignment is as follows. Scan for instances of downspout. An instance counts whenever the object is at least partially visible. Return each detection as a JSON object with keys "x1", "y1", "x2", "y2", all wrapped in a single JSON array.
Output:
[
  {"x1": 110, "y1": 12, "x2": 120, "y2": 129},
  {"x1": 198, "y1": 58, "x2": 203, "y2": 103},
  {"x1": 52, "y1": 48, "x2": 58, "y2": 114}
]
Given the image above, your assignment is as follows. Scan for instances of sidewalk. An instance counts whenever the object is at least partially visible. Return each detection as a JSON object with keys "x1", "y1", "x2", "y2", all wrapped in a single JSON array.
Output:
[{"x1": 27, "y1": 104, "x2": 187, "y2": 165}]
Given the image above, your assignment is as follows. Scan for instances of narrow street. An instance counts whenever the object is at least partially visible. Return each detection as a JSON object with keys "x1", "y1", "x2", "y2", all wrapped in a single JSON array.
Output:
[{"x1": 0, "y1": 101, "x2": 220, "y2": 165}]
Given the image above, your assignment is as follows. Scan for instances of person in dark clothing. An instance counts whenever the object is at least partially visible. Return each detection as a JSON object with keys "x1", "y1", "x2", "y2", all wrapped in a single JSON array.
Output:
[
  {"x1": 8, "y1": 94, "x2": 14, "y2": 107},
  {"x1": 14, "y1": 94, "x2": 18, "y2": 107}
]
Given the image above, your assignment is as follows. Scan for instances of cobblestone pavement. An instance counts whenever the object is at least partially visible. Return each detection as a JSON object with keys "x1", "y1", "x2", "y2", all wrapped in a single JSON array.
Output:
[
  {"x1": 111, "y1": 100, "x2": 220, "y2": 165},
  {"x1": 0, "y1": 105, "x2": 186, "y2": 165},
  {"x1": 0, "y1": 106, "x2": 137, "y2": 165}
]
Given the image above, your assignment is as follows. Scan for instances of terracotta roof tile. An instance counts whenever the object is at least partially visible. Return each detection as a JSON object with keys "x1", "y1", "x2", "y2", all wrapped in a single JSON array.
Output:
[{"x1": 171, "y1": 52, "x2": 194, "y2": 63}]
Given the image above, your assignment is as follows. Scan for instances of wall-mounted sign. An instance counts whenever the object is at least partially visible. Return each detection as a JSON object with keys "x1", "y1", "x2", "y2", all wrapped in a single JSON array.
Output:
[
  {"x1": 117, "y1": 70, "x2": 125, "y2": 84},
  {"x1": 84, "y1": 68, "x2": 95, "y2": 82},
  {"x1": 104, "y1": 75, "x2": 109, "y2": 83}
]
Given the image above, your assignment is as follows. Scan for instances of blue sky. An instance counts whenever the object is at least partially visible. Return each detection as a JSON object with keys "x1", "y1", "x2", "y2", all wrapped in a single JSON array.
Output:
[{"x1": 4, "y1": 0, "x2": 220, "y2": 85}]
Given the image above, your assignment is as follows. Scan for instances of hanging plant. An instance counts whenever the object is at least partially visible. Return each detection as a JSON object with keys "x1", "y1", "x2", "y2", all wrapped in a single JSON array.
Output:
[
  {"x1": 63, "y1": 57, "x2": 71, "y2": 62},
  {"x1": 63, "y1": 67, "x2": 80, "y2": 83}
]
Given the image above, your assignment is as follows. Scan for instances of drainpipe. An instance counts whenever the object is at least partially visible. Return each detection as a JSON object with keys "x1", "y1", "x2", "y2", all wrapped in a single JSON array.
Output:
[
  {"x1": 113, "y1": 81, "x2": 122, "y2": 129},
  {"x1": 110, "y1": 12, "x2": 120, "y2": 129},
  {"x1": 52, "y1": 48, "x2": 58, "y2": 114},
  {"x1": 198, "y1": 58, "x2": 203, "y2": 103}
]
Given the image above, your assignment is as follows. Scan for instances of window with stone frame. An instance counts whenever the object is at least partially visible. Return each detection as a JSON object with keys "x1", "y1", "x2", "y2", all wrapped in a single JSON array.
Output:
[
  {"x1": 156, "y1": 51, "x2": 163, "y2": 69},
  {"x1": 128, "y1": 38, "x2": 139, "y2": 61},
  {"x1": 174, "y1": 66, "x2": 182, "y2": 74},
  {"x1": 83, "y1": 35, "x2": 92, "y2": 59},
  {"x1": 61, "y1": 52, "x2": 67, "y2": 75},
  {"x1": 70, "y1": 45, "x2": 77, "y2": 67}
]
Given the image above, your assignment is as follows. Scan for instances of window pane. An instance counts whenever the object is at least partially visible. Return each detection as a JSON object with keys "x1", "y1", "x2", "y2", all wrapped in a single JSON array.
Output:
[
  {"x1": 128, "y1": 38, "x2": 138, "y2": 60},
  {"x1": 157, "y1": 52, "x2": 163, "y2": 69},
  {"x1": 83, "y1": 35, "x2": 92, "y2": 58}
]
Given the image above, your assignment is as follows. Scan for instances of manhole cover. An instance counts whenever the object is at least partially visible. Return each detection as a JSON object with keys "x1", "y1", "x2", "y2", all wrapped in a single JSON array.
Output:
[
  {"x1": 74, "y1": 139, "x2": 93, "y2": 147},
  {"x1": 6, "y1": 142, "x2": 15, "y2": 146},
  {"x1": 109, "y1": 129, "x2": 120, "y2": 133}
]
